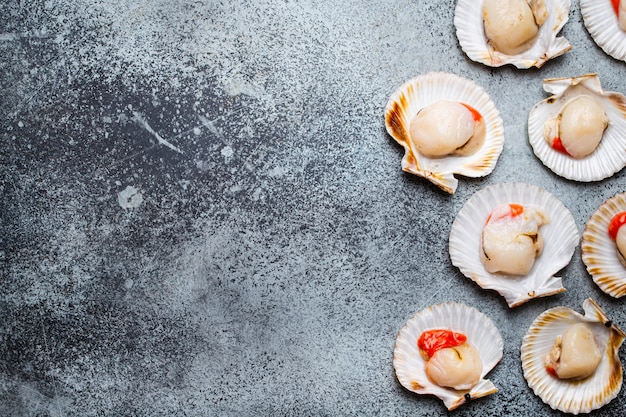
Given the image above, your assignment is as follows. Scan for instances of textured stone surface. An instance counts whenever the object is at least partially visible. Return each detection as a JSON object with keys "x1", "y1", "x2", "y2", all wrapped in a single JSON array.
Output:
[{"x1": 2, "y1": 1, "x2": 626, "y2": 416}]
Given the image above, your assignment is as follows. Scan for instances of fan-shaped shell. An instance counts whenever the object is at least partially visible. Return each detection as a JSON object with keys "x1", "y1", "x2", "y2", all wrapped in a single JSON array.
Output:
[
  {"x1": 521, "y1": 298, "x2": 626, "y2": 414},
  {"x1": 393, "y1": 302, "x2": 503, "y2": 411},
  {"x1": 449, "y1": 183, "x2": 579, "y2": 308},
  {"x1": 582, "y1": 192, "x2": 626, "y2": 298},
  {"x1": 384, "y1": 72, "x2": 504, "y2": 194},
  {"x1": 454, "y1": 0, "x2": 572, "y2": 69},
  {"x1": 581, "y1": 0, "x2": 626, "y2": 62},
  {"x1": 528, "y1": 74, "x2": 626, "y2": 182}
]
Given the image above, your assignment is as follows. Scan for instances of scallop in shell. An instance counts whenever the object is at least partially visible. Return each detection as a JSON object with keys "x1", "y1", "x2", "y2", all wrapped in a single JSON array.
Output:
[
  {"x1": 521, "y1": 298, "x2": 626, "y2": 414},
  {"x1": 393, "y1": 302, "x2": 503, "y2": 411},
  {"x1": 384, "y1": 72, "x2": 504, "y2": 194},
  {"x1": 454, "y1": 0, "x2": 572, "y2": 69},
  {"x1": 449, "y1": 183, "x2": 579, "y2": 308},
  {"x1": 581, "y1": 0, "x2": 626, "y2": 62},
  {"x1": 582, "y1": 192, "x2": 626, "y2": 298},
  {"x1": 528, "y1": 74, "x2": 626, "y2": 182}
]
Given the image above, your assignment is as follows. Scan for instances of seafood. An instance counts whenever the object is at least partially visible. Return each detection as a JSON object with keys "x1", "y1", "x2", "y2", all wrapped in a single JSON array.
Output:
[
  {"x1": 521, "y1": 298, "x2": 626, "y2": 414},
  {"x1": 582, "y1": 192, "x2": 626, "y2": 297},
  {"x1": 581, "y1": 0, "x2": 626, "y2": 62},
  {"x1": 609, "y1": 212, "x2": 626, "y2": 266},
  {"x1": 544, "y1": 323, "x2": 602, "y2": 380},
  {"x1": 449, "y1": 183, "x2": 579, "y2": 307},
  {"x1": 384, "y1": 72, "x2": 504, "y2": 194},
  {"x1": 483, "y1": 0, "x2": 548, "y2": 55},
  {"x1": 528, "y1": 74, "x2": 626, "y2": 181},
  {"x1": 394, "y1": 303, "x2": 503, "y2": 410},
  {"x1": 419, "y1": 330, "x2": 483, "y2": 390},
  {"x1": 481, "y1": 203, "x2": 548, "y2": 276},
  {"x1": 455, "y1": 0, "x2": 571, "y2": 68}
]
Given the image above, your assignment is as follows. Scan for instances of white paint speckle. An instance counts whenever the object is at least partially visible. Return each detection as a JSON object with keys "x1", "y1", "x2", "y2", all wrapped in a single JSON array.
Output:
[
  {"x1": 193, "y1": 127, "x2": 202, "y2": 135},
  {"x1": 252, "y1": 188, "x2": 263, "y2": 201},
  {"x1": 268, "y1": 166, "x2": 286, "y2": 178},
  {"x1": 117, "y1": 186, "x2": 144, "y2": 209},
  {"x1": 17, "y1": 121, "x2": 24, "y2": 128},
  {"x1": 221, "y1": 146, "x2": 233, "y2": 158}
]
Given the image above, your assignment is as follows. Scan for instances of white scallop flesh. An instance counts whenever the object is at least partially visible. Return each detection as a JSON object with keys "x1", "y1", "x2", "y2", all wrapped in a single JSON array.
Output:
[
  {"x1": 620, "y1": 1, "x2": 626, "y2": 31},
  {"x1": 481, "y1": 204, "x2": 548, "y2": 276},
  {"x1": 483, "y1": 0, "x2": 548, "y2": 55},
  {"x1": 616, "y1": 225, "x2": 626, "y2": 265},
  {"x1": 545, "y1": 323, "x2": 602, "y2": 380},
  {"x1": 546, "y1": 95, "x2": 609, "y2": 159},
  {"x1": 409, "y1": 101, "x2": 477, "y2": 158},
  {"x1": 425, "y1": 343, "x2": 483, "y2": 390}
]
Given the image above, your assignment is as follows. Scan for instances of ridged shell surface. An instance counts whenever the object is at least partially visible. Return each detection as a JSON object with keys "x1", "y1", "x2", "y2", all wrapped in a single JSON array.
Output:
[
  {"x1": 454, "y1": 0, "x2": 572, "y2": 68},
  {"x1": 384, "y1": 72, "x2": 504, "y2": 194},
  {"x1": 581, "y1": 0, "x2": 626, "y2": 62},
  {"x1": 449, "y1": 183, "x2": 579, "y2": 308},
  {"x1": 582, "y1": 192, "x2": 626, "y2": 298},
  {"x1": 393, "y1": 302, "x2": 503, "y2": 411},
  {"x1": 521, "y1": 298, "x2": 626, "y2": 414},
  {"x1": 528, "y1": 74, "x2": 626, "y2": 182}
]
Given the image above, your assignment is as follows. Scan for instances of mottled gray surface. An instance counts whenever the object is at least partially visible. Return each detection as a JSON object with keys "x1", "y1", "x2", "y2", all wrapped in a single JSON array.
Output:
[{"x1": 2, "y1": 0, "x2": 626, "y2": 416}]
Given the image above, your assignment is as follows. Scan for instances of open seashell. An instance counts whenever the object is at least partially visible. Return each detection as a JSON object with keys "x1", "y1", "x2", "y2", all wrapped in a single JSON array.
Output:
[
  {"x1": 393, "y1": 302, "x2": 503, "y2": 411},
  {"x1": 582, "y1": 192, "x2": 626, "y2": 298},
  {"x1": 581, "y1": 0, "x2": 626, "y2": 63},
  {"x1": 449, "y1": 183, "x2": 579, "y2": 308},
  {"x1": 521, "y1": 298, "x2": 626, "y2": 414},
  {"x1": 528, "y1": 74, "x2": 626, "y2": 182},
  {"x1": 384, "y1": 72, "x2": 504, "y2": 194},
  {"x1": 454, "y1": 0, "x2": 572, "y2": 69}
]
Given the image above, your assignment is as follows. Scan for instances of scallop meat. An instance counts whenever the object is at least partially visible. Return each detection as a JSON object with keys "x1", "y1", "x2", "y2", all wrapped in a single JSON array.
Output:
[
  {"x1": 521, "y1": 298, "x2": 626, "y2": 414},
  {"x1": 449, "y1": 183, "x2": 579, "y2": 308},
  {"x1": 454, "y1": 0, "x2": 572, "y2": 69},
  {"x1": 393, "y1": 302, "x2": 503, "y2": 410},
  {"x1": 528, "y1": 74, "x2": 626, "y2": 182},
  {"x1": 582, "y1": 192, "x2": 626, "y2": 298},
  {"x1": 384, "y1": 72, "x2": 504, "y2": 194},
  {"x1": 581, "y1": 0, "x2": 626, "y2": 62}
]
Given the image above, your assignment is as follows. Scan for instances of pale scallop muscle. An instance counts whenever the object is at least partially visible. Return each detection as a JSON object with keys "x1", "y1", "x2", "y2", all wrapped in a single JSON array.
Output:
[
  {"x1": 409, "y1": 101, "x2": 479, "y2": 158},
  {"x1": 483, "y1": 0, "x2": 548, "y2": 55},
  {"x1": 546, "y1": 95, "x2": 609, "y2": 158},
  {"x1": 545, "y1": 323, "x2": 602, "y2": 380},
  {"x1": 425, "y1": 343, "x2": 483, "y2": 390},
  {"x1": 616, "y1": 226, "x2": 626, "y2": 266},
  {"x1": 620, "y1": 0, "x2": 626, "y2": 31},
  {"x1": 480, "y1": 204, "x2": 548, "y2": 275}
]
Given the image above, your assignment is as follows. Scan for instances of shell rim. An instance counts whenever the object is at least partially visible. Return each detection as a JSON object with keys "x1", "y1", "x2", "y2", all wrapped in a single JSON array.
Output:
[
  {"x1": 582, "y1": 192, "x2": 626, "y2": 298},
  {"x1": 520, "y1": 298, "x2": 625, "y2": 414},
  {"x1": 449, "y1": 182, "x2": 580, "y2": 308},
  {"x1": 581, "y1": 0, "x2": 626, "y2": 63},
  {"x1": 393, "y1": 302, "x2": 503, "y2": 410},
  {"x1": 527, "y1": 74, "x2": 626, "y2": 182},
  {"x1": 384, "y1": 71, "x2": 504, "y2": 194},
  {"x1": 454, "y1": 0, "x2": 572, "y2": 69}
]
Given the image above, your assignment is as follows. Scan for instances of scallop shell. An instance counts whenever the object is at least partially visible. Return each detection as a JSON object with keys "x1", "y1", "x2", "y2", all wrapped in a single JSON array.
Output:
[
  {"x1": 393, "y1": 302, "x2": 503, "y2": 411},
  {"x1": 384, "y1": 72, "x2": 504, "y2": 194},
  {"x1": 582, "y1": 192, "x2": 626, "y2": 298},
  {"x1": 449, "y1": 183, "x2": 579, "y2": 308},
  {"x1": 528, "y1": 74, "x2": 626, "y2": 182},
  {"x1": 521, "y1": 298, "x2": 626, "y2": 414},
  {"x1": 581, "y1": 0, "x2": 626, "y2": 62},
  {"x1": 454, "y1": 0, "x2": 572, "y2": 69}
]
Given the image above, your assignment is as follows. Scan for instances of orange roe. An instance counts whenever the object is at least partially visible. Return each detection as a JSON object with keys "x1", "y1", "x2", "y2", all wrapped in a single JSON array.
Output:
[
  {"x1": 608, "y1": 212, "x2": 626, "y2": 240},
  {"x1": 418, "y1": 329, "x2": 467, "y2": 358}
]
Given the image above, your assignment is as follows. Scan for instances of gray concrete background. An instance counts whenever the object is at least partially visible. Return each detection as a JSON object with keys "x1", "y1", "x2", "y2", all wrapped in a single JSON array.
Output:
[{"x1": 2, "y1": 0, "x2": 626, "y2": 415}]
